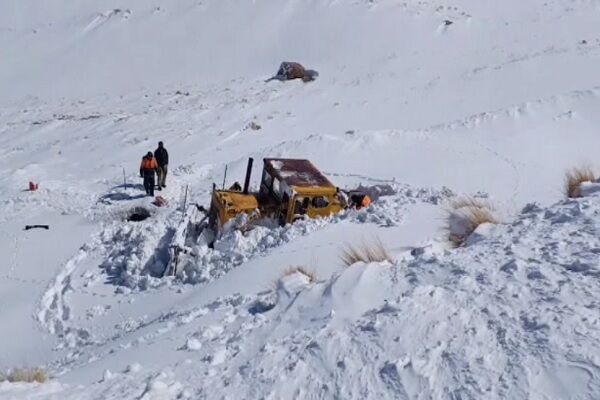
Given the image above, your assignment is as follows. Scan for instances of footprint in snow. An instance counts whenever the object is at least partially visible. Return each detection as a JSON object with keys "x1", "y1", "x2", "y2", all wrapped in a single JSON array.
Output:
[{"x1": 84, "y1": 9, "x2": 131, "y2": 33}]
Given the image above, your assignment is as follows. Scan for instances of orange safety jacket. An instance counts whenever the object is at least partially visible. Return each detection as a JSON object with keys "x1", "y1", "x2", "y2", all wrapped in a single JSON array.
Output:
[
  {"x1": 361, "y1": 195, "x2": 372, "y2": 208},
  {"x1": 140, "y1": 157, "x2": 158, "y2": 171}
]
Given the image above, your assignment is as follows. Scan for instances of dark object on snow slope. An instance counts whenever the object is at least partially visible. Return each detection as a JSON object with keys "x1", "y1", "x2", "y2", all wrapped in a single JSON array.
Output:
[
  {"x1": 24, "y1": 225, "x2": 49, "y2": 231},
  {"x1": 265, "y1": 62, "x2": 319, "y2": 83},
  {"x1": 127, "y1": 207, "x2": 151, "y2": 222}
]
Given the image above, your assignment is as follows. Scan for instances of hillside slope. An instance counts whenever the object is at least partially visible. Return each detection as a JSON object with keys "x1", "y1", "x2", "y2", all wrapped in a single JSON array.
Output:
[{"x1": 1, "y1": 0, "x2": 600, "y2": 399}]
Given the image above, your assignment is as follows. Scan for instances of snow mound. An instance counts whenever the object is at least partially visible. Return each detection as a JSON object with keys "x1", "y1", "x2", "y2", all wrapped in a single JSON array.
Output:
[{"x1": 162, "y1": 193, "x2": 600, "y2": 399}]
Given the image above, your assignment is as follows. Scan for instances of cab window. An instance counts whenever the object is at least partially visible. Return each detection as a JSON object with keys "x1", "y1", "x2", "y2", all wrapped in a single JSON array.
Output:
[
  {"x1": 311, "y1": 196, "x2": 329, "y2": 209},
  {"x1": 294, "y1": 197, "x2": 309, "y2": 215},
  {"x1": 262, "y1": 171, "x2": 273, "y2": 188},
  {"x1": 272, "y1": 178, "x2": 281, "y2": 198}
]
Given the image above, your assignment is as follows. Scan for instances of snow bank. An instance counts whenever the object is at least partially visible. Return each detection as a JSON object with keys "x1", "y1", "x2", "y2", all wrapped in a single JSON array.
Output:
[
  {"x1": 182, "y1": 191, "x2": 600, "y2": 399},
  {"x1": 0, "y1": 381, "x2": 65, "y2": 399},
  {"x1": 177, "y1": 184, "x2": 448, "y2": 285}
]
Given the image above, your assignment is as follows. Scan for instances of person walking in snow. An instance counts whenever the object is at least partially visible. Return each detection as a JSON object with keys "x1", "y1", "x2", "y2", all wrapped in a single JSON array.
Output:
[
  {"x1": 140, "y1": 152, "x2": 158, "y2": 197},
  {"x1": 154, "y1": 141, "x2": 169, "y2": 189}
]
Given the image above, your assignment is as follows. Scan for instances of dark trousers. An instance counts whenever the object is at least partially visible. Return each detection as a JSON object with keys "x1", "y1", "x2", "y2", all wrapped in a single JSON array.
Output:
[{"x1": 143, "y1": 175, "x2": 155, "y2": 196}]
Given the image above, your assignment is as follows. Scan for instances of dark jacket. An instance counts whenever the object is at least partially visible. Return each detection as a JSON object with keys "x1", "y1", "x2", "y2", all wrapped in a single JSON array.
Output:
[{"x1": 154, "y1": 147, "x2": 169, "y2": 166}]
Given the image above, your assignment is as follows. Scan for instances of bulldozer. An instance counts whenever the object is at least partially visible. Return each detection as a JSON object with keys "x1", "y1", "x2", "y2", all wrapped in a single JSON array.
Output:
[
  {"x1": 208, "y1": 158, "x2": 345, "y2": 235},
  {"x1": 163, "y1": 157, "x2": 370, "y2": 277}
]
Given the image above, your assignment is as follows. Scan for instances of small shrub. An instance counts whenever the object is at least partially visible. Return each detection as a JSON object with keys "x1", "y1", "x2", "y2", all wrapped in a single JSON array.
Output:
[
  {"x1": 2, "y1": 368, "x2": 48, "y2": 383},
  {"x1": 340, "y1": 237, "x2": 392, "y2": 266},
  {"x1": 445, "y1": 196, "x2": 498, "y2": 247},
  {"x1": 269, "y1": 266, "x2": 318, "y2": 291},
  {"x1": 282, "y1": 266, "x2": 318, "y2": 283},
  {"x1": 565, "y1": 167, "x2": 596, "y2": 198},
  {"x1": 447, "y1": 196, "x2": 492, "y2": 211}
]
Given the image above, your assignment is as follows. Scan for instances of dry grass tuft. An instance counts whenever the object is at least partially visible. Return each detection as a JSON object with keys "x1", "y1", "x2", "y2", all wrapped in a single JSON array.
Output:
[
  {"x1": 271, "y1": 266, "x2": 317, "y2": 290},
  {"x1": 445, "y1": 196, "x2": 498, "y2": 248},
  {"x1": 447, "y1": 196, "x2": 495, "y2": 212},
  {"x1": 565, "y1": 167, "x2": 596, "y2": 198},
  {"x1": 1, "y1": 368, "x2": 48, "y2": 383},
  {"x1": 282, "y1": 266, "x2": 318, "y2": 283},
  {"x1": 340, "y1": 237, "x2": 392, "y2": 266}
]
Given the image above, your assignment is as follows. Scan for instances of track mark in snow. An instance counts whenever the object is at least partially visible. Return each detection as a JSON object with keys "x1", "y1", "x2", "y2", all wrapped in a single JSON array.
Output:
[
  {"x1": 469, "y1": 136, "x2": 521, "y2": 211},
  {"x1": 9, "y1": 234, "x2": 18, "y2": 279},
  {"x1": 465, "y1": 45, "x2": 571, "y2": 79},
  {"x1": 379, "y1": 362, "x2": 410, "y2": 398},
  {"x1": 0, "y1": 231, "x2": 46, "y2": 285},
  {"x1": 83, "y1": 9, "x2": 131, "y2": 33},
  {"x1": 38, "y1": 248, "x2": 91, "y2": 342}
]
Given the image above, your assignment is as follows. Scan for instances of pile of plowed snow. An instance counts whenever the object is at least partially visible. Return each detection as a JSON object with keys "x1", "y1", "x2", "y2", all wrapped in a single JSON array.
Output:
[{"x1": 178, "y1": 184, "x2": 450, "y2": 285}]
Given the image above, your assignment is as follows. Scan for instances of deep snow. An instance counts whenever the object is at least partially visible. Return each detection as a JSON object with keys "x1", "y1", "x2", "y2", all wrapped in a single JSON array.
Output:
[{"x1": 2, "y1": 0, "x2": 600, "y2": 398}]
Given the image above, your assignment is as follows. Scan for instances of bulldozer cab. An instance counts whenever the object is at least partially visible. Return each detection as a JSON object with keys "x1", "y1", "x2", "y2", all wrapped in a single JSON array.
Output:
[{"x1": 259, "y1": 158, "x2": 342, "y2": 224}]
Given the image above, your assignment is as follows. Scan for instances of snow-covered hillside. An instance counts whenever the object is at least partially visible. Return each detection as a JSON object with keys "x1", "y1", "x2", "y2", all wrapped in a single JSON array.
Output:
[{"x1": 1, "y1": 0, "x2": 600, "y2": 398}]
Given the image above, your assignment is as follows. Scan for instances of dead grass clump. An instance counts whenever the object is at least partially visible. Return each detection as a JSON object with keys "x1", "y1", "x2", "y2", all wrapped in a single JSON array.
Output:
[
  {"x1": 565, "y1": 167, "x2": 596, "y2": 198},
  {"x1": 340, "y1": 237, "x2": 392, "y2": 266},
  {"x1": 282, "y1": 266, "x2": 318, "y2": 283},
  {"x1": 445, "y1": 196, "x2": 498, "y2": 248},
  {"x1": 2, "y1": 368, "x2": 48, "y2": 383},
  {"x1": 269, "y1": 266, "x2": 319, "y2": 292},
  {"x1": 447, "y1": 196, "x2": 494, "y2": 211}
]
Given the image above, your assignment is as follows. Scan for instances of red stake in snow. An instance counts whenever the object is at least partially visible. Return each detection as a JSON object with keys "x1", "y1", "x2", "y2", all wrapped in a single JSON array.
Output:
[{"x1": 29, "y1": 181, "x2": 39, "y2": 191}]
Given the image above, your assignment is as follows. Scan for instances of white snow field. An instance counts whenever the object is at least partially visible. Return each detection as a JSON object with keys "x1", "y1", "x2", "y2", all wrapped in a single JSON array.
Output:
[{"x1": 2, "y1": 0, "x2": 600, "y2": 398}]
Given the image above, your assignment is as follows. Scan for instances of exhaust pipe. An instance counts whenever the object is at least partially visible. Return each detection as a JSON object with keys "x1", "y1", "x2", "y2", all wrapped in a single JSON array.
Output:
[{"x1": 243, "y1": 157, "x2": 254, "y2": 194}]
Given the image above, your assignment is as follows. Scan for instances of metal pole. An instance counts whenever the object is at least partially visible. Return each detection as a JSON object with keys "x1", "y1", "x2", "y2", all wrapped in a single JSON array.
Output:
[
  {"x1": 123, "y1": 168, "x2": 127, "y2": 190},
  {"x1": 182, "y1": 184, "x2": 188, "y2": 213},
  {"x1": 222, "y1": 165, "x2": 228, "y2": 190},
  {"x1": 243, "y1": 158, "x2": 254, "y2": 194}
]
